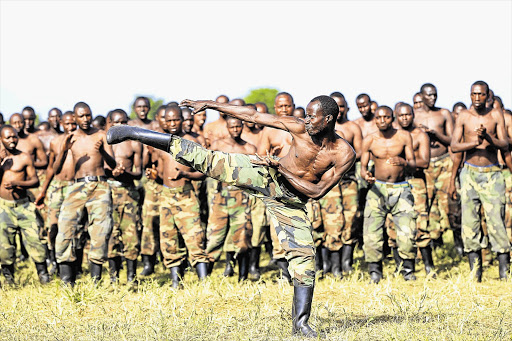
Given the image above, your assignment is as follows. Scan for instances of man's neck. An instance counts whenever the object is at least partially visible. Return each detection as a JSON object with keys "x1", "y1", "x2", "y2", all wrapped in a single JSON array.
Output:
[
  {"x1": 5, "y1": 148, "x2": 20, "y2": 157},
  {"x1": 311, "y1": 130, "x2": 336, "y2": 146},
  {"x1": 51, "y1": 127, "x2": 62, "y2": 134},
  {"x1": 337, "y1": 116, "x2": 348, "y2": 124},
  {"x1": 362, "y1": 114, "x2": 374, "y2": 122},
  {"x1": 25, "y1": 127, "x2": 37, "y2": 135},
  {"x1": 231, "y1": 136, "x2": 244, "y2": 144},
  {"x1": 137, "y1": 117, "x2": 152, "y2": 125},
  {"x1": 379, "y1": 127, "x2": 396, "y2": 138}
]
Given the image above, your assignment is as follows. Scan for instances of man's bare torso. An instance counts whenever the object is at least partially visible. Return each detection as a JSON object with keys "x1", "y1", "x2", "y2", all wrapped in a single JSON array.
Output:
[
  {"x1": 69, "y1": 128, "x2": 108, "y2": 178},
  {"x1": 50, "y1": 134, "x2": 75, "y2": 181},
  {"x1": 0, "y1": 151, "x2": 32, "y2": 200},
  {"x1": 367, "y1": 129, "x2": 410, "y2": 182},
  {"x1": 414, "y1": 107, "x2": 450, "y2": 157}
]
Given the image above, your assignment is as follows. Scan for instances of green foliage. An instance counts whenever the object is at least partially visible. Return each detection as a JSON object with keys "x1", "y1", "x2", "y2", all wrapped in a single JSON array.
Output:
[
  {"x1": 244, "y1": 88, "x2": 279, "y2": 115},
  {"x1": 129, "y1": 96, "x2": 164, "y2": 120}
]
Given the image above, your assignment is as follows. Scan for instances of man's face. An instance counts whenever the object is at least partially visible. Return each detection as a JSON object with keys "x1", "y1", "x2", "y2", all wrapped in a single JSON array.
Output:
[
  {"x1": 305, "y1": 101, "x2": 328, "y2": 136},
  {"x1": 421, "y1": 86, "x2": 437, "y2": 108},
  {"x1": 452, "y1": 105, "x2": 465, "y2": 120},
  {"x1": 61, "y1": 115, "x2": 77, "y2": 133},
  {"x1": 22, "y1": 110, "x2": 36, "y2": 130},
  {"x1": 165, "y1": 111, "x2": 182, "y2": 134},
  {"x1": 255, "y1": 103, "x2": 268, "y2": 114},
  {"x1": 486, "y1": 89, "x2": 494, "y2": 108},
  {"x1": 471, "y1": 85, "x2": 488, "y2": 110},
  {"x1": 111, "y1": 113, "x2": 128, "y2": 127},
  {"x1": 397, "y1": 106, "x2": 414, "y2": 129},
  {"x1": 333, "y1": 96, "x2": 348, "y2": 121},
  {"x1": 227, "y1": 119, "x2": 243, "y2": 139},
  {"x1": 193, "y1": 110, "x2": 206, "y2": 128},
  {"x1": 293, "y1": 109, "x2": 305, "y2": 119},
  {"x1": 48, "y1": 110, "x2": 61, "y2": 130},
  {"x1": 1, "y1": 128, "x2": 18, "y2": 151},
  {"x1": 375, "y1": 109, "x2": 393, "y2": 131},
  {"x1": 157, "y1": 108, "x2": 167, "y2": 130},
  {"x1": 10, "y1": 115, "x2": 24, "y2": 133},
  {"x1": 356, "y1": 97, "x2": 371, "y2": 117},
  {"x1": 75, "y1": 107, "x2": 92, "y2": 131},
  {"x1": 134, "y1": 99, "x2": 150, "y2": 120},
  {"x1": 274, "y1": 95, "x2": 294, "y2": 117},
  {"x1": 182, "y1": 112, "x2": 194, "y2": 133},
  {"x1": 413, "y1": 94, "x2": 423, "y2": 109}
]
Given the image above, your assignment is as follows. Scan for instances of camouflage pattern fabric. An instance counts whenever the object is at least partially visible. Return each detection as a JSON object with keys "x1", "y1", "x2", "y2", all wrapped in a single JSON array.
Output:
[
  {"x1": 107, "y1": 181, "x2": 141, "y2": 261},
  {"x1": 206, "y1": 185, "x2": 252, "y2": 262},
  {"x1": 250, "y1": 196, "x2": 269, "y2": 247},
  {"x1": 340, "y1": 178, "x2": 359, "y2": 245},
  {"x1": 56, "y1": 181, "x2": 113, "y2": 265},
  {"x1": 159, "y1": 184, "x2": 208, "y2": 268},
  {"x1": 318, "y1": 184, "x2": 345, "y2": 251},
  {"x1": 502, "y1": 168, "x2": 512, "y2": 245},
  {"x1": 27, "y1": 171, "x2": 48, "y2": 244},
  {"x1": 140, "y1": 178, "x2": 162, "y2": 256},
  {"x1": 306, "y1": 199, "x2": 324, "y2": 248},
  {"x1": 0, "y1": 198, "x2": 47, "y2": 265},
  {"x1": 363, "y1": 181, "x2": 417, "y2": 263},
  {"x1": 192, "y1": 179, "x2": 208, "y2": 228},
  {"x1": 46, "y1": 180, "x2": 74, "y2": 250},
  {"x1": 167, "y1": 136, "x2": 316, "y2": 287},
  {"x1": 425, "y1": 154, "x2": 451, "y2": 240},
  {"x1": 460, "y1": 163, "x2": 510, "y2": 253},
  {"x1": 448, "y1": 171, "x2": 462, "y2": 244}
]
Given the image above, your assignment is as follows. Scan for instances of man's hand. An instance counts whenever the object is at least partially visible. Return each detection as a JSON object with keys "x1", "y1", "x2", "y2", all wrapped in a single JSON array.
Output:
[
  {"x1": 168, "y1": 167, "x2": 183, "y2": 181},
  {"x1": 251, "y1": 151, "x2": 280, "y2": 168},
  {"x1": 419, "y1": 124, "x2": 435, "y2": 135},
  {"x1": 180, "y1": 100, "x2": 209, "y2": 114},
  {"x1": 94, "y1": 139, "x2": 104, "y2": 153},
  {"x1": 61, "y1": 133, "x2": 75, "y2": 152},
  {"x1": 475, "y1": 124, "x2": 486, "y2": 145},
  {"x1": 0, "y1": 148, "x2": 7, "y2": 162},
  {"x1": 364, "y1": 172, "x2": 376, "y2": 185},
  {"x1": 112, "y1": 160, "x2": 125, "y2": 177},
  {"x1": 146, "y1": 164, "x2": 157, "y2": 180},
  {"x1": 35, "y1": 192, "x2": 46, "y2": 209},
  {"x1": 4, "y1": 181, "x2": 17, "y2": 189},
  {"x1": 447, "y1": 181, "x2": 458, "y2": 200},
  {"x1": 386, "y1": 156, "x2": 406, "y2": 166}
]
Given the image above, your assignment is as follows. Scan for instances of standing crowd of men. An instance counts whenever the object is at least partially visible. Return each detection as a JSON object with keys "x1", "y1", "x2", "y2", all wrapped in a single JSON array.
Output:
[{"x1": 1, "y1": 80, "x2": 511, "y2": 288}]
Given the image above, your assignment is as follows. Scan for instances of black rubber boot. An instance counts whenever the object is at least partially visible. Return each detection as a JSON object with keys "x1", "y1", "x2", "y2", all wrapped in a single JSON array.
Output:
[
  {"x1": 207, "y1": 262, "x2": 214, "y2": 275},
  {"x1": 330, "y1": 249, "x2": 343, "y2": 279},
  {"x1": 48, "y1": 248, "x2": 58, "y2": 276},
  {"x1": 497, "y1": 253, "x2": 510, "y2": 280},
  {"x1": 292, "y1": 282, "x2": 318, "y2": 338},
  {"x1": 1, "y1": 264, "x2": 15, "y2": 285},
  {"x1": 126, "y1": 259, "x2": 137, "y2": 283},
  {"x1": 314, "y1": 248, "x2": 323, "y2": 273},
  {"x1": 170, "y1": 266, "x2": 181, "y2": 288},
  {"x1": 401, "y1": 259, "x2": 416, "y2": 281},
  {"x1": 420, "y1": 246, "x2": 436, "y2": 277},
  {"x1": 108, "y1": 257, "x2": 122, "y2": 283},
  {"x1": 223, "y1": 252, "x2": 235, "y2": 277},
  {"x1": 276, "y1": 259, "x2": 292, "y2": 284},
  {"x1": 341, "y1": 244, "x2": 355, "y2": 274},
  {"x1": 392, "y1": 247, "x2": 402, "y2": 273},
  {"x1": 468, "y1": 250, "x2": 482, "y2": 282},
  {"x1": 75, "y1": 248, "x2": 84, "y2": 277},
  {"x1": 59, "y1": 262, "x2": 75, "y2": 285},
  {"x1": 321, "y1": 246, "x2": 331, "y2": 274},
  {"x1": 237, "y1": 252, "x2": 249, "y2": 282},
  {"x1": 195, "y1": 262, "x2": 208, "y2": 280},
  {"x1": 248, "y1": 247, "x2": 261, "y2": 281},
  {"x1": 35, "y1": 262, "x2": 50, "y2": 284},
  {"x1": 452, "y1": 228, "x2": 464, "y2": 256},
  {"x1": 140, "y1": 254, "x2": 155, "y2": 276},
  {"x1": 369, "y1": 261, "x2": 383, "y2": 284},
  {"x1": 89, "y1": 262, "x2": 103, "y2": 283},
  {"x1": 107, "y1": 125, "x2": 172, "y2": 151},
  {"x1": 431, "y1": 237, "x2": 444, "y2": 249}
]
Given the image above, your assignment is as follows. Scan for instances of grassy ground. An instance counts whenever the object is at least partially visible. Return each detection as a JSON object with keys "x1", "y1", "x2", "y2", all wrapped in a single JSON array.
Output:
[{"x1": 1, "y1": 243, "x2": 511, "y2": 341}]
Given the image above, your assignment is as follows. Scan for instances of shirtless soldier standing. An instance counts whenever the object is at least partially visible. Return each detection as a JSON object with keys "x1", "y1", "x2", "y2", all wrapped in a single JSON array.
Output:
[
  {"x1": 107, "y1": 95, "x2": 355, "y2": 337},
  {"x1": 54, "y1": 102, "x2": 118, "y2": 284},
  {"x1": 451, "y1": 81, "x2": 510, "y2": 281},
  {"x1": 361, "y1": 106, "x2": 417, "y2": 283}
]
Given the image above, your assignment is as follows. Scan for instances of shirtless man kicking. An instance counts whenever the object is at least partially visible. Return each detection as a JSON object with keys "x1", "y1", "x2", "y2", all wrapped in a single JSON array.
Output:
[{"x1": 107, "y1": 95, "x2": 355, "y2": 337}]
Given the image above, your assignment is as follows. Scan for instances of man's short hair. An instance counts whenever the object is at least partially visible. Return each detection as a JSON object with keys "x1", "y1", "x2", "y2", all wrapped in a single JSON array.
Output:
[
  {"x1": 471, "y1": 80, "x2": 489, "y2": 95},
  {"x1": 165, "y1": 104, "x2": 183, "y2": 118},
  {"x1": 74, "y1": 102, "x2": 91, "y2": 113},
  {"x1": 376, "y1": 105, "x2": 394, "y2": 117},
  {"x1": 22, "y1": 106, "x2": 35, "y2": 114},
  {"x1": 452, "y1": 102, "x2": 467, "y2": 111},
  {"x1": 420, "y1": 83, "x2": 436, "y2": 93},
  {"x1": 133, "y1": 96, "x2": 151, "y2": 108},
  {"x1": 330, "y1": 92, "x2": 345, "y2": 100},
  {"x1": 397, "y1": 103, "x2": 413, "y2": 112},
  {"x1": 48, "y1": 108, "x2": 62, "y2": 117},
  {"x1": 0, "y1": 124, "x2": 16, "y2": 135},
  {"x1": 310, "y1": 95, "x2": 338, "y2": 119},
  {"x1": 356, "y1": 93, "x2": 370, "y2": 102},
  {"x1": 275, "y1": 92, "x2": 294, "y2": 103}
]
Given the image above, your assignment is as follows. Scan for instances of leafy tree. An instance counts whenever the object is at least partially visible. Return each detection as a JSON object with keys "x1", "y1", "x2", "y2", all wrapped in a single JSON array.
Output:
[
  {"x1": 244, "y1": 88, "x2": 279, "y2": 115},
  {"x1": 129, "y1": 96, "x2": 164, "y2": 120}
]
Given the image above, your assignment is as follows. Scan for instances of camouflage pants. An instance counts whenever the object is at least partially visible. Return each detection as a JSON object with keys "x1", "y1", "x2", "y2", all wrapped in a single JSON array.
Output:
[
  {"x1": 363, "y1": 181, "x2": 417, "y2": 262},
  {"x1": 56, "y1": 181, "x2": 113, "y2": 264},
  {"x1": 27, "y1": 171, "x2": 47, "y2": 244},
  {"x1": 159, "y1": 184, "x2": 208, "y2": 268},
  {"x1": 0, "y1": 198, "x2": 46, "y2": 265},
  {"x1": 341, "y1": 178, "x2": 359, "y2": 245},
  {"x1": 306, "y1": 199, "x2": 324, "y2": 248},
  {"x1": 108, "y1": 182, "x2": 141, "y2": 260},
  {"x1": 206, "y1": 187, "x2": 252, "y2": 262},
  {"x1": 425, "y1": 154, "x2": 451, "y2": 240},
  {"x1": 46, "y1": 180, "x2": 74, "y2": 250},
  {"x1": 250, "y1": 197, "x2": 269, "y2": 247},
  {"x1": 140, "y1": 179, "x2": 162, "y2": 256},
  {"x1": 167, "y1": 136, "x2": 315, "y2": 286},
  {"x1": 387, "y1": 177, "x2": 430, "y2": 248},
  {"x1": 502, "y1": 169, "x2": 512, "y2": 244},
  {"x1": 460, "y1": 164, "x2": 510, "y2": 253}
]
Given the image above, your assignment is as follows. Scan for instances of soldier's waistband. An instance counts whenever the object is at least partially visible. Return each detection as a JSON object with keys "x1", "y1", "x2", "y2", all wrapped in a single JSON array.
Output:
[
  {"x1": 162, "y1": 182, "x2": 194, "y2": 193},
  {"x1": 464, "y1": 162, "x2": 503, "y2": 173},
  {"x1": 216, "y1": 183, "x2": 242, "y2": 192},
  {"x1": 374, "y1": 180, "x2": 410, "y2": 188},
  {"x1": 51, "y1": 179, "x2": 74, "y2": 187},
  {"x1": 107, "y1": 179, "x2": 135, "y2": 188},
  {"x1": 74, "y1": 175, "x2": 108, "y2": 183},
  {"x1": 430, "y1": 153, "x2": 450, "y2": 163},
  {"x1": 0, "y1": 197, "x2": 30, "y2": 207},
  {"x1": 405, "y1": 170, "x2": 426, "y2": 181}
]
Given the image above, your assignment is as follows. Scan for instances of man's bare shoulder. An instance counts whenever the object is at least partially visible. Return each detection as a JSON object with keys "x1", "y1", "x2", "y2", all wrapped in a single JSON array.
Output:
[
  {"x1": 182, "y1": 133, "x2": 200, "y2": 144},
  {"x1": 396, "y1": 128, "x2": 412, "y2": 140},
  {"x1": 50, "y1": 134, "x2": 66, "y2": 149},
  {"x1": 412, "y1": 127, "x2": 429, "y2": 141}
]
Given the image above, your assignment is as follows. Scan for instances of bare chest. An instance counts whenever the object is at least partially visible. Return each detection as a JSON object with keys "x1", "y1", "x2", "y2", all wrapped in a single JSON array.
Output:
[{"x1": 370, "y1": 137, "x2": 404, "y2": 159}]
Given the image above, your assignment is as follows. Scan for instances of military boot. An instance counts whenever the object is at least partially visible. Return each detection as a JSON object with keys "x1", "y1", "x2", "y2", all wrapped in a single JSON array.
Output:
[
  {"x1": 401, "y1": 259, "x2": 416, "y2": 281},
  {"x1": 59, "y1": 262, "x2": 76, "y2": 286},
  {"x1": 369, "y1": 261, "x2": 383, "y2": 284},
  {"x1": 321, "y1": 246, "x2": 331, "y2": 274},
  {"x1": 291, "y1": 281, "x2": 318, "y2": 338},
  {"x1": 89, "y1": 262, "x2": 103, "y2": 283},
  {"x1": 392, "y1": 247, "x2": 402, "y2": 273},
  {"x1": 341, "y1": 244, "x2": 355, "y2": 274},
  {"x1": 195, "y1": 262, "x2": 208, "y2": 280},
  {"x1": 140, "y1": 254, "x2": 155, "y2": 276},
  {"x1": 276, "y1": 259, "x2": 292, "y2": 284},
  {"x1": 497, "y1": 253, "x2": 510, "y2": 280},
  {"x1": 1, "y1": 264, "x2": 15, "y2": 285},
  {"x1": 420, "y1": 246, "x2": 436, "y2": 277},
  {"x1": 248, "y1": 247, "x2": 261, "y2": 281},
  {"x1": 330, "y1": 249, "x2": 343, "y2": 279},
  {"x1": 223, "y1": 252, "x2": 235, "y2": 277},
  {"x1": 238, "y1": 252, "x2": 249, "y2": 282},
  {"x1": 126, "y1": 259, "x2": 137, "y2": 283},
  {"x1": 170, "y1": 266, "x2": 182, "y2": 288},
  {"x1": 35, "y1": 262, "x2": 50, "y2": 284},
  {"x1": 468, "y1": 250, "x2": 483, "y2": 282},
  {"x1": 108, "y1": 257, "x2": 122, "y2": 283}
]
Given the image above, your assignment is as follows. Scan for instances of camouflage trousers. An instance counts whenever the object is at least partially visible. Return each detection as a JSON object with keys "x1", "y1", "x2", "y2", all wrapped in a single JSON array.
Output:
[
  {"x1": 250, "y1": 197, "x2": 269, "y2": 247},
  {"x1": 27, "y1": 171, "x2": 47, "y2": 244},
  {"x1": 0, "y1": 197, "x2": 46, "y2": 265},
  {"x1": 356, "y1": 161, "x2": 374, "y2": 245},
  {"x1": 46, "y1": 180, "x2": 74, "y2": 250},
  {"x1": 387, "y1": 176, "x2": 430, "y2": 248},
  {"x1": 363, "y1": 181, "x2": 417, "y2": 262},
  {"x1": 206, "y1": 186, "x2": 253, "y2": 262},
  {"x1": 107, "y1": 182, "x2": 141, "y2": 260},
  {"x1": 502, "y1": 169, "x2": 512, "y2": 245},
  {"x1": 159, "y1": 184, "x2": 208, "y2": 268},
  {"x1": 56, "y1": 181, "x2": 113, "y2": 264},
  {"x1": 341, "y1": 178, "x2": 359, "y2": 245},
  {"x1": 140, "y1": 179, "x2": 162, "y2": 256},
  {"x1": 460, "y1": 163, "x2": 510, "y2": 253},
  {"x1": 167, "y1": 136, "x2": 316, "y2": 286},
  {"x1": 425, "y1": 154, "x2": 451, "y2": 240},
  {"x1": 306, "y1": 184, "x2": 345, "y2": 251}
]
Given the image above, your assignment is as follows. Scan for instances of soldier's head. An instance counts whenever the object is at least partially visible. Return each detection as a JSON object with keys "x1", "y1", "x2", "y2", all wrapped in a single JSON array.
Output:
[
  {"x1": 470, "y1": 81, "x2": 489, "y2": 110},
  {"x1": 229, "y1": 98, "x2": 246, "y2": 106},
  {"x1": 330, "y1": 92, "x2": 349, "y2": 122},
  {"x1": 375, "y1": 106, "x2": 394, "y2": 132},
  {"x1": 156, "y1": 105, "x2": 167, "y2": 131},
  {"x1": 413, "y1": 92, "x2": 423, "y2": 109},
  {"x1": 38, "y1": 122, "x2": 50, "y2": 132},
  {"x1": 182, "y1": 107, "x2": 194, "y2": 134},
  {"x1": 227, "y1": 117, "x2": 243, "y2": 140},
  {"x1": 110, "y1": 110, "x2": 129, "y2": 127},
  {"x1": 305, "y1": 95, "x2": 337, "y2": 136},
  {"x1": 293, "y1": 107, "x2": 306, "y2": 119},
  {"x1": 92, "y1": 116, "x2": 106, "y2": 131},
  {"x1": 0, "y1": 113, "x2": 4, "y2": 126},
  {"x1": 420, "y1": 83, "x2": 438, "y2": 109},
  {"x1": 21, "y1": 106, "x2": 36, "y2": 132},
  {"x1": 133, "y1": 97, "x2": 151, "y2": 120},
  {"x1": 0, "y1": 125, "x2": 19, "y2": 151},
  {"x1": 370, "y1": 101, "x2": 378, "y2": 114},
  {"x1": 396, "y1": 103, "x2": 414, "y2": 129},
  {"x1": 164, "y1": 105, "x2": 183, "y2": 134},
  {"x1": 216, "y1": 95, "x2": 229, "y2": 104},
  {"x1": 255, "y1": 102, "x2": 268, "y2": 114},
  {"x1": 194, "y1": 110, "x2": 206, "y2": 129},
  {"x1": 48, "y1": 108, "x2": 62, "y2": 130},
  {"x1": 9, "y1": 113, "x2": 24, "y2": 133},
  {"x1": 74, "y1": 102, "x2": 93, "y2": 131},
  {"x1": 274, "y1": 92, "x2": 295, "y2": 117},
  {"x1": 356, "y1": 94, "x2": 372, "y2": 118},
  {"x1": 452, "y1": 102, "x2": 467, "y2": 121},
  {"x1": 61, "y1": 112, "x2": 77, "y2": 134},
  {"x1": 244, "y1": 104, "x2": 257, "y2": 128}
]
